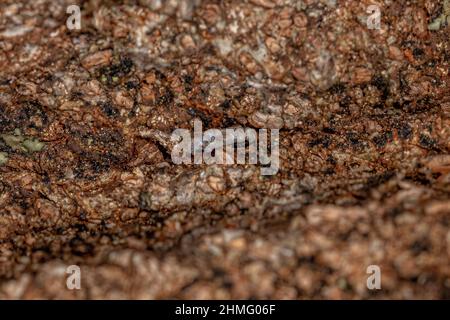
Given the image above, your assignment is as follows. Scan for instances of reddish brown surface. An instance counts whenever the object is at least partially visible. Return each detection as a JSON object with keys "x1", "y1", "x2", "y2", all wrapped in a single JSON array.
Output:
[{"x1": 0, "y1": 0, "x2": 449, "y2": 299}]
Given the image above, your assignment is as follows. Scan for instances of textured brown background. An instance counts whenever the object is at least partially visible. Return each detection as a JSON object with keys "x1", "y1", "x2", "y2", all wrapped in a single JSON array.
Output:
[{"x1": 0, "y1": 0, "x2": 449, "y2": 299}]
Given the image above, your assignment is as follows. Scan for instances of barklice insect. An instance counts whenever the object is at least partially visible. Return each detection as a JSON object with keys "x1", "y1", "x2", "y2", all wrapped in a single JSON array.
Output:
[{"x1": 170, "y1": 119, "x2": 280, "y2": 175}]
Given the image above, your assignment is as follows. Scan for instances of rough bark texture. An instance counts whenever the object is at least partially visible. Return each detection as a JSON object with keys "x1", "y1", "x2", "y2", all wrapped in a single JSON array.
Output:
[{"x1": 0, "y1": 0, "x2": 449, "y2": 299}]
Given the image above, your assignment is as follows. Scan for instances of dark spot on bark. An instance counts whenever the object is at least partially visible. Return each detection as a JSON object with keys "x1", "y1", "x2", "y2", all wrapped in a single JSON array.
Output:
[
  {"x1": 183, "y1": 74, "x2": 193, "y2": 92},
  {"x1": 411, "y1": 96, "x2": 434, "y2": 113},
  {"x1": 99, "y1": 56, "x2": 134, "y2": 85},
  {"x1": 441, "y1": 285, "x2": 450, "y2": 300},
  {"x1": 220, "y1": 99, "x2": 232, "y2": 109},
  {"x1": 419, "y1": 134, "x2": 436, "y2": 149},
  {"x1": 155, "y1": 69, "x2": 167, "y2": 80},
  {"x1": 0, "y1": 106, "x2": 11, "y2": 134},
  {"x1": 373, "y1": 131, "x2": 392, "y2": 148},
  {"x1": 74, "y1": 223, "x2": 88, "y2": 232},
  {"x1": 188, "y1": 108, "x2": 211, "y2": 128},
  {"x1": 139, "y1": 191, "x2": 152, "y2": 211},
  {"x1": 156, "y1": 87, "x2": 174, "y2": 106},
  {"x1": 372, "y1": 103, "x2": 383, "y2": 109},
  {"x1": 70, "y1": 236, "x2": 94, "y2": 256},
  {"x1": 413, "y1": 48, "x2": 424, "y2": 59},
  {"x1": 427, "y1": 59, "x2": 437, "y2": 68},
  {"x1": 406, "y1": 172, "x2": 431, "y2": 186},
  {"x1": 118, "y1": 57, "x2": 134, "y2": 75},
  {"x1": 153, "y1": 140, "x2": 171, "y2": 161},
  {"x1": 346, "y1": 132, "x2": 361, "y2": 147},
  {"x1": 322, "y1": 127, "x2": 336, "y2": 134},
  {"x1": 329, "y1": 83, "x2": 346, "y2": 94},
  {"x1": 399, "y1": 70, "x2": 409, "y2": 92},
  {"x1": 100, "y1": 101, "x2": 118, "y2": 117},
  {"x1": 371, "y1": 75, "x2": 389, "y2": 100},
  {"x1": 222, "y1": 116, "x2": 236, "y2": 127},
  {"x1": 126, "y1": 81, "x2": 139, "y2": 89},
  {"x1": 392, "y1": 101, "x2": 402, "y2": 109},
  {"x1": 410, "y1": 238, "x2": 429, "y2": 255},
  {"x1": 327, "y1": 155, "x2": 337, "y2": 165},
  {"x1": 308, "y1": 136, "x2": 331, "y2": 148},
  {"x1": 365, "y1": 171, "x2": 395, "y2": 190}
]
